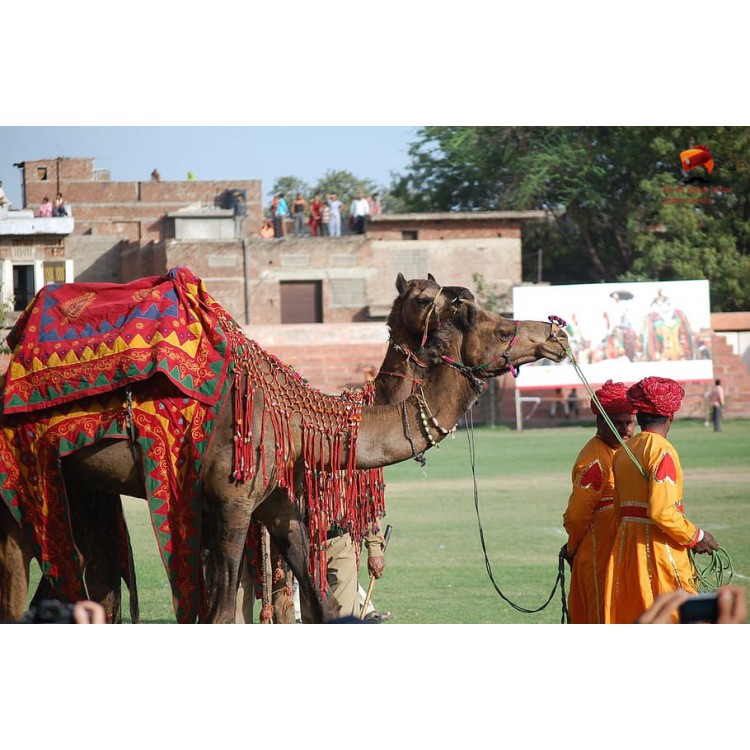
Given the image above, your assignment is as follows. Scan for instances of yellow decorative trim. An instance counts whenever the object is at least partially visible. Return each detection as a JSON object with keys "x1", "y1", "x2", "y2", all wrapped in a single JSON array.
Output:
[{"x1": 665, "y1": 540, "x2": 684, "y2": 589}]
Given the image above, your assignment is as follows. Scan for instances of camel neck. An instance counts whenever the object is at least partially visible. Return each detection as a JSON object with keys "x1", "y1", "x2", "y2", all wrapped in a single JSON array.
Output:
[
  {"x1": 373, "y1": 339, "x2": 426, "y2": 405},
  {"x1": 356, "y1": 355, "x2": 481, "y2": 469}
]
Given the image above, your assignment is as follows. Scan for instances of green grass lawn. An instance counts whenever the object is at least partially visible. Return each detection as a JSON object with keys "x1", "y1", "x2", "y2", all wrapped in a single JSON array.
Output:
[
  {"x1": 29, "y1": 418, "x2": 749, "y2": 624},
  {"x1": 374, "y1": 418, "x2": 749, "y2": 623}
]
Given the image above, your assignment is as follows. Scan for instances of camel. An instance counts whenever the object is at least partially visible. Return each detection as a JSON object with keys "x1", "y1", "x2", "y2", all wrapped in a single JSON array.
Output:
[
  {"x1": 0, "y1": 272, "x2": 568, "y2": 623},
  {"x1": 233, "y1": 299, "x2": 568, "y2": 624},
  {"x1": 251, "y1": 272, "x2": 476, "y2": 622},
  {"x1": 0, "y1": 272, "x2": 468, "y2": 624}
]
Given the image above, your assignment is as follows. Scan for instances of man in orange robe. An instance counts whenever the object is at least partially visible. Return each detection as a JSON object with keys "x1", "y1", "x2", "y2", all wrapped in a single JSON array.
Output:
[
  {"x1": 563, "y1": 381, "x2": 635, "y2": 623},
  {"x1": 605, "y1": 376, "x2": 719, "y2": 623}
]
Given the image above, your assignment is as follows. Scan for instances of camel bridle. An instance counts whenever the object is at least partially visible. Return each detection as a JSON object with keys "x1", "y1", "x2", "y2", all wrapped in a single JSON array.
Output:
[
  {"x1": 420, "y1": 285, "x2": 444, "y2": 347},
  {"x1": 381, "y1": 285, "x2": 453, "y2": 390},
  {"x1": 440, "y1": 314, "x2": 567, "y2": 388},
  {"x1": 440, "y1": 319, "x2": 521, "y2": 389}
]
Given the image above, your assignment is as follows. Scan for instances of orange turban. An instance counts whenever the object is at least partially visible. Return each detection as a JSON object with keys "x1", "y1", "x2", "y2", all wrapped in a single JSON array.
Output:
[
  {"x1": 590, "y1": 380, "x2": 634, "y2": 416},
  {"x1": 627, "y1": 376, "x2": 685, "y2": 417}
]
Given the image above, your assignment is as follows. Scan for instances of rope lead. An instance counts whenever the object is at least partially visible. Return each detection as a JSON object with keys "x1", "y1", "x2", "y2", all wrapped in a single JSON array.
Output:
[{"x1": 466, "y1": 408, "x2": 569, "y2": 622}]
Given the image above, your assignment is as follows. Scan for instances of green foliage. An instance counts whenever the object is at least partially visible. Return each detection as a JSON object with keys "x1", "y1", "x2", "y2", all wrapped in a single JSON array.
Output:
[
  {"x1": 267, "y1": 176, "x2": 312, "y2": 213},
  {"x1": 391, "y1": 127, "x2": 750, "y2": 311},
  {"x1": 471, "y1": 272, "x2": 506, "y2": 313},
  {"x1": 311, "y1": 169, "x2": 378, "y2": 204}
]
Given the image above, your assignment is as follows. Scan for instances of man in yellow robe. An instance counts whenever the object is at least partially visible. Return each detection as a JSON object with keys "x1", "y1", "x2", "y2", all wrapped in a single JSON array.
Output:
[
  {"x1": 605, "y1": 376, "x2": 719, "y2": 623},
  {"x1": 563, "y1": 380, "x2": 635, "y2": 623}
]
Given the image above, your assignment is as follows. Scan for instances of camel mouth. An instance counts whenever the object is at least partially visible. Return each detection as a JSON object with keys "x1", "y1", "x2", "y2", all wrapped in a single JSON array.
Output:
[
  {"x1": 505, "y1": 343, "x2": 567, "y2": 371},
  {"x1": 541, "y1": 342, "x2": 568, "y2": 363}
]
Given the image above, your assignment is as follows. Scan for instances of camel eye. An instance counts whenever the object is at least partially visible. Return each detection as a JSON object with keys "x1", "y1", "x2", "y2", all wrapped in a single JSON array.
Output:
[
  {"x1": 496, "y1": 328, "x2": 513, "y2": 342},
  {"x1": 416, "y1": 297, "x2": 432, "y2": 307}
]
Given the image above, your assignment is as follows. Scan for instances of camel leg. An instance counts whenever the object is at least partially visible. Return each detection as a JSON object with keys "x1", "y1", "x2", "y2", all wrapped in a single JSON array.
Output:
[
  {"x1": 0, "y1": 501, "x2": 33, "y2": 623},
  {"x1": 202, "y1": 490, "x2": 255, "y2": 624},
  {"x1": 59, "y1": 448, "x2": 142, "y2": 623},
  {"x1": 254, "y1": 489, "x2": 340, "y2": 623},
  {"x1": 24, "y1": 486, "x2": 138, "y2": 624},
  {"x1": 67, "y1": 486, "x2": 126, "y2": 623}
]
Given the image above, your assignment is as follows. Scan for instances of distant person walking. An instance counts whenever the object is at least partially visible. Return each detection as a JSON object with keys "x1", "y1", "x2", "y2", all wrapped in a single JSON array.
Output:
[
  {"x1": 274, "y1": 193, "x2": 288, "y2": 238},
  {"x1": 309, "y1": 193, "x2": 323, "y2": 237},
  {"x1": 350, "y1": 192, "x2": 370, "y2": 234},
  {"x1": 567, "y1": 388, "x2": 580, "y2": 419},
  {"x1": 710, "y1": 378, "x2": 725, "y2": 432},
  {"x1": 292, "y1": 193, "x2": 307, "y2": 237},
  {"x1": 151, "y1": 168, "x2": 161, "y2": 182},
  {"x1": 550, "y1": 387, "x2": 569, "y2": 418},
  {"x1": 326, "y1": 193, "x2": 344, "y2": 237},
  {"x1": 368, "y1": 191, "x2": 382, "y2": 217},
  {"x1": 320, "y1": 202, "x2": 331, "y2": 236},
  {"x1": 233, "y1": 193, "x2": 246, "y2": 238}
]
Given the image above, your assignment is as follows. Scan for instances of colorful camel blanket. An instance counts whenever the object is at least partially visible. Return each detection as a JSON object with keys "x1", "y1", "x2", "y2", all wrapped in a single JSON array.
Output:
[
  {"x1": 0, "y1": 380, "x2": 225, "y2": 624},
  {"x1": 0, "y1": 267, "x2": 231, "y2": 622},
  {"x1": 2, "y1": 267, "x2": 230, "y2": 415},
  {"x1": 0, "y1": 266, "x2": 384, "y2": 621}
]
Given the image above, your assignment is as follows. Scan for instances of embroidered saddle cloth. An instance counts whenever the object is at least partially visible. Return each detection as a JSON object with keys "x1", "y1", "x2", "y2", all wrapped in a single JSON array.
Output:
[{"x1": 2, "y1": 267, "x2": 230, "y2": 415}]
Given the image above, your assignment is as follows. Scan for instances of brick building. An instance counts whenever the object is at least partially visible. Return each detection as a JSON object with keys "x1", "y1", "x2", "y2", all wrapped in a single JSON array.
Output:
[
  {"x1": 0, "y1": 206, "x2": 74, "y2": 313},
  {"x1": 16, "y1": 157, "x2": 262, "y2": 285},
  {"x1": 3, "y1": 156, "x2": 748, "y2": 422}
]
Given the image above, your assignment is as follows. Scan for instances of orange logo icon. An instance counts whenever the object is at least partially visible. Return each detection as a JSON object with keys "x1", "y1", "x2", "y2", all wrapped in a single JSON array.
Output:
[{"x1": 680, "y1": 144, "x2": 714, "y2": 175}]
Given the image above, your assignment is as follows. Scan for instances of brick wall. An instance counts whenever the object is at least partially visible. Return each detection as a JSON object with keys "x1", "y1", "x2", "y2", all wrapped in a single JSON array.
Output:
[
  {"x1": 20, "y1": 159, "x2": 263, "y2": 283},
  {"x1": 244, "y1": 323, "x2": 389, "y2": 392},
  {"x1": 152, "y1": 233, "x2": 522, "y2": 327}
]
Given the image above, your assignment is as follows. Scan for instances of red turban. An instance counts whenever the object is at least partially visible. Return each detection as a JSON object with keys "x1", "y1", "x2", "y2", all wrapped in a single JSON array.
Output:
[
  {"x1": 627, "y1": 376, "x2": 685, "y2": 417},
  {"x1": 590, "y1": 380, "x2": 634, "y2": 416}
]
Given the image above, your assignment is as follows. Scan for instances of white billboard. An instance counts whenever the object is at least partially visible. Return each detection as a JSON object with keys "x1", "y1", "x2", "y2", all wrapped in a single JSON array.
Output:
[{"x1": 512, "y1": 280, "x2": 714, "y2": 389}]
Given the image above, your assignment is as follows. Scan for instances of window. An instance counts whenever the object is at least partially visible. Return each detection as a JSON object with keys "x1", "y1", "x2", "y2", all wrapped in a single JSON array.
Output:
[
  {"x1": 280, "y1": 280, "x2": 322, "y2": 324},
  {"x1": 36, "y1": 166, "x2": 48, "y2": 181},
  {"x1": 393, "y1": 247, "x2": 428, "y2": 280},
  {"x1": 329, "y1": 278, "x2": 366, "y2": 308},
  {"x1": 43, "y1": 261, "x2": 67, "y2": 284},
  {"x1": 402, "y1": 229, "x2": 418, "y2": 240},
  {"x1": 13, "y1": 265, "x2": 35, "y2": 311}
]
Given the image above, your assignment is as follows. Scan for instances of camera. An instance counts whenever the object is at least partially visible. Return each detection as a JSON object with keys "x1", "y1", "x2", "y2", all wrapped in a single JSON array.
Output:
[
  {"x1": 19, "y1": 599, "x2": 76, "y2": 624},
  {"x1": 678, "y1": 592, "x2": 719, "y2": 624}
]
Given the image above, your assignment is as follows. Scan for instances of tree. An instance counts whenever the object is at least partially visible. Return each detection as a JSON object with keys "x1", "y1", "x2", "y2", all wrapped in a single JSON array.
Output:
[
  {"x1": 471, "y1": 272, "x2": 508, "y2": 314},
  {"x1": 311, "y1": 170, "x2": 378, "y2": 205},
  {"x1": 470, "y1": 272, "x2": 508, "y2": 427},
  {"x1": 391, "y1": 127, "x2": 750, "y2": 311},
  {"x1": 267, "y1": 176, "x2": 312, "y2": 215}
]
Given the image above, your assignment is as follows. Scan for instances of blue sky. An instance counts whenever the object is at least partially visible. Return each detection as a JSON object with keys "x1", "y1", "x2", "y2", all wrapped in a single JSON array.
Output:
[{"x1": 0, "y1": 126, "x2": 420, "y2": 208}]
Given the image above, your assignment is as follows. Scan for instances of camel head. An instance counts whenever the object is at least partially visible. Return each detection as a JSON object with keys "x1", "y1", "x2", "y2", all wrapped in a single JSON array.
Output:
[
  {"x1": 389, "y1": 273, "x2": 476, "y2": 347},
  {"x1": 427, "y1": 305, "x2": 569, "y2": 386}
]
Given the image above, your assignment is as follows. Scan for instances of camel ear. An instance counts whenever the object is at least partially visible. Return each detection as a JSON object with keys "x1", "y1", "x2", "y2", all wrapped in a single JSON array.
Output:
[
  {"x1": 427, "y1": 273, "x2": 437, "y2": 283},
  {"x1": 460, "y1": 299, "x2": 476, "y2": 327},
  {"x1": 396, "y1": 273, "x2": 407, "y2": 295}
]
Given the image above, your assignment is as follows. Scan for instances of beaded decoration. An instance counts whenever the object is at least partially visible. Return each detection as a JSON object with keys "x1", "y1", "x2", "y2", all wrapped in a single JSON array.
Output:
[
  {"x1": 416, "y1": 386, "x2": 454, "y2": 448},
  {"x1": 212, "y1": 305, "x2": 385, "y2": 590}
]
